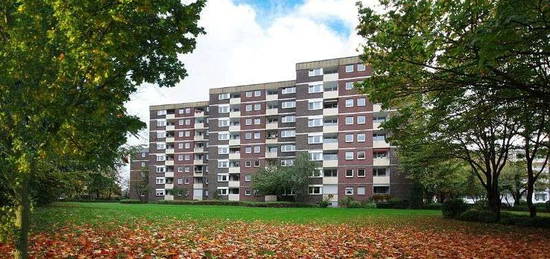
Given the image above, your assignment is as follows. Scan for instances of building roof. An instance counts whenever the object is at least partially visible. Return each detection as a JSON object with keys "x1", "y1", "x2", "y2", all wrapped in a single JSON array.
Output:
[
  {"x1": 209, "y1": 80, "x2": 296, "y2": 94},
  {"x1": 295, "y1": 56, "x2": 362, "y2": 70},
  {"x1": 149, "y1": 101, "x2": 209, "y2": 111}
]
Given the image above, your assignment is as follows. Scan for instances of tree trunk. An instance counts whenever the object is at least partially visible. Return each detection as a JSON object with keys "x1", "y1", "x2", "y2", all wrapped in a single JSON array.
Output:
[
  {"x1": 526, "y1": 177, "x2": 536, "y2": 217},
  {"x1": 486, "y1": 185, "x2": 501, "y2": 220},
  {"x1": 14, "y1": 179, "x2": 31, "y2": 259},
  {"x1": 513, "y1": 191, "x2": 521, "y2": 207}
]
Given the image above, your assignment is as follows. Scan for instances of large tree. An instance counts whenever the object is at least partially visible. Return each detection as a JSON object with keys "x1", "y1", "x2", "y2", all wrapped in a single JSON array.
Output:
[
  {"x1": 0, "y1": 1, "x2": 205, "y2": 258},
  {"x1": 356, "y1": 0, "x2": 548, "y2": 217}
]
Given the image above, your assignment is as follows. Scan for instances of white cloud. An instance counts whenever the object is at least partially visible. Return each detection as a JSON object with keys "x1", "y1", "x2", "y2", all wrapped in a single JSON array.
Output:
[{"x1": 121, "y1": 0, "x2": 369, "y2": 184}]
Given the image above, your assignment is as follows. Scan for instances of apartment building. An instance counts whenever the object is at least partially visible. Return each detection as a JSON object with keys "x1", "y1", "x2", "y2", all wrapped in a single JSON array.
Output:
[
  {"x1": 128, "y1": 148, "x2": 149, "y2": 200},
  {"x1": 129, "y1": 56, "x2": 411, "y2": 205}
]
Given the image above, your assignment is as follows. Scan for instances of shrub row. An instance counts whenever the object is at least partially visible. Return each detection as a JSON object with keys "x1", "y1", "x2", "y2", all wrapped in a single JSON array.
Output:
[
  {"x1": 119, "y1": 199, "x2": 147, "y2": 204},
  {"x1": 154, "y1": 200, "x2": 316, "y2": 208}
]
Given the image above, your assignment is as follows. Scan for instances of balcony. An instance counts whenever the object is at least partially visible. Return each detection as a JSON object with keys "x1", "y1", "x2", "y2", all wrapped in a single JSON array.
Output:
[
  {"x1": 229, "y1": 153, "x2": 240, "y2": 160},
  {"x1": 194, "y1": 111, "x2": 205, "y2": 117},
  {"x1": 323, "y1": 73, "x2": 338, "y2": 81},
  {"x1": 323, "y1": 91, "x2": 338, "y2": 99},
  {"x1": 194, "y1": 147, "x2": 204, "y2": 153},
  {"x1": 266, "y1": 108, "x2": 278, "y2": 115},
  {"x1": 194, "y1": 159, "x2": 204, "y2": 165},
  {"x1": 265, "y1": 151, "x2": 277, "y2": 158},
  {"x1": 165, "y1": 183, "x2": 174, "y2": 190},
  {"x1": 373, "y1": 140, "x2": 390, "y2": 148},
  {"x1": 266, "y1": 122, "x2": 278, "y2": 129},
  {"x1": 266, "y1": 94, "x2": 278, "y2": 101},
  {"x1": 193, "y1": 183, "x2": 204, "y2": 189},
  {"x1": 323, "y1": 143, "x2": 338, "y2": 150},
  {"x1": 195, "y1": 123, "x2": 205, "y2": 129},
  {"x1": 229, "y1": 167, "x2": 240, "y2": 174},
  {"x1": 229, "y1": 125, "x2": 240, "y2": 132},
  {"x1": 373, "y1": 122, "x2": 382, "y2": 130},
  {"x1": 166, "y1": 125, "x2": 175, "y2": 131},
  {"x1": 373, "y1": 157, "x2": 390, "y2": 166},
  {"x1": 373, "y1": 104, "x2": 382, "y2": 112},
  {"x1": 166, "y1": 137, "x2": 175, "y2": 142},
  {"x1": 228, "y1": 194, "x2": 240, "y2": 201},
  {"x1": 266, "y1": 138, "x2": 278, "y2": 144},
  {"x1": 165, "y1": 171, "x2": 174, "y2": 178},
  {"x1": 228, "y1": 180, "x2": 240, "y2": 188},
  {"x1": 323, "y1": 108, "x2": 338, "y2": 116},
  {"x1": 164, "y1": 194, "x2": 174, "y2": 201},
  {"x1": 230, "y1": 111, "x2": 241, "y2": 117},
  {"x1": 323, "y1": 177, "x2": 338, "y2": 185},
  {"x1": 373, "y1": 176, "x2": 390, "y2": 185},
  {"x1": 230, "y1": 98, "x2": 241, "y2": 104},
  {"x1": 323, "y1": 160, "x2": 338, "y2": 167},
  {"x1": 165, "y1": 160, "x2": 174, "y2": 166},
  {"x1": 194, "y1": 135, "x2": 206, "y2": 141},
  {"x1": 165, "y1": 148, "x2": 174, "y2": 154},
  {"x1": 229, "y1": 139, "x2": 240, "y2": 146},
  {"x1": 166, "y1": 114, "x2": 175, "y2": 119},
  {"x1": 193, "y1": 172, "x2": 204, "y2": 177},
  {"x1": 323, "y1": 125, "x2": 338, "y2": 133}
]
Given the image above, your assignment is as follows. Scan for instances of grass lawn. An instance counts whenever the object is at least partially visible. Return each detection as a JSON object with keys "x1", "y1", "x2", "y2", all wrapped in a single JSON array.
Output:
[{"x1": 1, "y1": 202, "x2": 549, "y2": 258}]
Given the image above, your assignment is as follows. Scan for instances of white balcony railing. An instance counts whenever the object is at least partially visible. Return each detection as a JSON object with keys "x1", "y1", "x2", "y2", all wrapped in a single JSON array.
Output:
[
  {"x1": 373, "y1": 176, "x2": 390, "y2": 185},
  {"x1": 228, "y1": 181, "x2": 240, "y2": 188},
  {"x1": 166, "y1": 114, "x2": 175, "y2": 119},
  {"x1": 195, "y1": 123, "x2": 205, "y2": 129},
  {"x1": 323, "y1": 91, "x2": 338, "y2": 99},
  {"x1": 193, "y1": 183, "x2": 204, "y2": 189},
  {"x1": 228, "y1": 167, "x2": 240, "y2": 174},
  {"x1": 230, "y1": 98, "x2": 241, "y2": 104},
  {"x1": 229, "y1": 139, "x2": 240, "y2": 146},
  {"x1": 166, "y1": 137, "x2": 175, "y2": 142},
  {"x1": 229, "y1": 125, "x2": 240, "y2": 132},
  {"x1": 194, "y1": 111, "x2": 205, "y2": 117},
  {"x1": 323, "y1": 125, "x2": 338, "y2": 133},
  {"x1": 373, "y1": 140, "x2": 390, "y2": 148},
  {"x1": 194, "y1": 159, "x2": 204, "y2": 165},
  {"x1": 323, "y1": 160, "x2": 338, "y2": 167},
  {"x1": 165, "y1": 160, "x2": 174, "y2": 166},
  {"x1": 323, "y1": 143, "x2": 338, "y2": 150},
  {"x1": 266, "y1": 108, "x2": 278, "y2": 115},
  {"x1": 228, "y1": 194, "x2": 240, "y2": 201},
  {"x1": 165, "y1": 148, "x2": 174, "y2": 154},
  {"x1": 323, "y1": 108, "x2": 338, "y2": 116},
  {"x1": 265, "y1": 152, "x2": 277, "y2": 158},
  {"x1": 164, "y1": 183, "x2": 174, "y2": 190},
  {"x1": 266, "y1": 94, "x2": 278, "y2": 101},
  {"x1": 229, "y1": 153, "x2": 240, "y2": 160},
  {"x1": 373, "y1": 157, "x2": 390, "y2": 166},
  {"x1": 322, "y1": 177, "x2": 338, "y2": 185},
  {"x1": 165, "y1": 171, "x2": 174, "y2": 178},
  {"x1": 166, "y1": 125, "x2": 175, "y2": 131},
  {"x1": 266, "y1": 123, "x2": 278, "y2": 129},
  {"x1": 230, "y1": 111, "x2": 241, "y2": 118}
]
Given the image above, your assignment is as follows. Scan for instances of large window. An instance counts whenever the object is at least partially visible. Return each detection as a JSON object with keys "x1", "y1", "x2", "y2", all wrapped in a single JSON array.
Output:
[
  {"x1": 156, "y1": 120, "x2": 166, "y2": 127},
  {"x1": 324, "y1": 169, "x2": 337, "y2": 177},
  {"x1": 218, "y1": 118, "x2": 230, "y2": 127},
  {"x1": 308, "y1": 186, "x2": 322, "y2": 195},
  {"x1": 309, "y1": 152, "x2": 323, "y2": 161},
  {"x1": 345, "y1": 82, "x2": 354, "y2": 90},
  {"x1": 308, "y1": 118, "x2": 323, "y2": 127},
  {"x1": 218, "y1": 132, "x2": 229, "y2": 140},
  {"x1": 218, "y1": 105, "x2": 229, "y2": 113},
  {"x1": 282, "y1": 101, "x2": 296, "y2": 109},
  {"x1": 308, "y1": 84, "x2": 323, "y2": 93},
  {"x1": 345, "y1": 117, "x2": 354, "y2": 125},
  {"x1": 373, "y1": 168, "x2": 387, "y2": 176},
  {"x1": 308, "y1": 100, "x2": 323, "y2": 110},
  {"x1": 308, "y1": 135, "x2": 323, "y2": 144},
  {"x1": 374, "y1": 186, "x2": 390, "y2": 194},
  {"x1": 357, "y1": 133, "x2": 366, "y2": 142},
  {"x1": 218, "y1": 93, "x2": 230, "y2": 100},
  {"x1": 218, "y1": 146, "x2": 229, "y2": 155},
  {"x1": 373, "y1": 133, "x2": 386, "y2": 141},
  {"x1": 357, "y1": 64, "x2": 366, "y2": 71},
  {"x1": 218, "y1": 160, "x2": 229, "y2": 168},
  {"x1": 357, "y1": 98, "x2": 366, "y2": 107},
  {"x1": 308, "y1": 68, "x2": 323, "y2": 77},
  {"x1": 282, "y1": 87, "x2": 296, "y2": 94},
  {"x1": 281, "y1": 130, "x2": 296, "y2": 138},
  {"x1": 345, "y1": 152, "x2": 354, "y2": 160},
  {"x1": 281, "y1": 145, "x2": 296, "y2": 152},
  {"x1": 345, "y1": 99, "x2": 354, "y2": 107},
  {"x1": 282, "y1": 116, "x2": 295, "y2": 123},
  {"x1": 345, "y1": 65, "x2": 354, "y2": 73}
]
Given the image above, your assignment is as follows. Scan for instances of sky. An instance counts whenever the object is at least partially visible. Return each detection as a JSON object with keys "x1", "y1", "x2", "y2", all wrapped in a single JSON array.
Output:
[{"x1": 121, "y1": 0, "x2": 372, "y2": 186}]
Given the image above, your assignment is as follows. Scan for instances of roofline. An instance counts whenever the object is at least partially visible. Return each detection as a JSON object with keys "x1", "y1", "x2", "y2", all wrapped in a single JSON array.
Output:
[
  {"x1": 209, "y1": 80, "x2": 296, "y2": 94},
  {"x1": 295, "y1": 56, "x2": 363, "y2": 70},
  {"x1": 150, "y1": 101, "x2": 209, "y2": 110}
]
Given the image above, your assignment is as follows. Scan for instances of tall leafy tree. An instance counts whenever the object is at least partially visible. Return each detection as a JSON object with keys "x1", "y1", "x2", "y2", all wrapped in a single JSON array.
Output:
[{"x1": 0, "y1": 1, "x2": 205, "y2": 258}]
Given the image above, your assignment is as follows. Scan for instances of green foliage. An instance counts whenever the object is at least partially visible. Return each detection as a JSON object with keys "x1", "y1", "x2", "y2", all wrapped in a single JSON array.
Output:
[
  {"x1": 155, "y1": 200, "x2": 315, "y2": 208},
  {"x1": 119, "y1": 199, "x2": 146, "y2": 204},
  {"x1": 442, "y1": 199, "x2": 469, "y2": 219},
  {"x1": 459, "y1": 209, "x2": 500, "y2": 223},
  {"x1": 318, "y1": 200, "x2": 330, "y2": 208}
]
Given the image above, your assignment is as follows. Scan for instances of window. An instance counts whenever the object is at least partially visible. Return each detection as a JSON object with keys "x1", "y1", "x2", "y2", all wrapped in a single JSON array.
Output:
[
  {"x1": 345, "y1": 99, "x2": 354, "y2": 107},
  {"x1": 177, "y1": 178, "x2": 183, "y2": 185},
  {"x1": 156, "y1": 155, "x2": 165, "y2": 161},
  {"x1": 155, "y1": 189, "x2": 165, "y2": 196},
  {"x1": 374, "y1": 116, "x2": 387, "y2": 123},
  {"x1": 374, "y1": 186, "x2": 390, "y2": 194},
  {"x1": 156, "y1": 177, "x2": 165, "y2": 184},
  {"x1": 218, "y1": 160, "x2": 229, "y2": 168},
  {"x1": 217, "y1": 188, "x2": 228, "y2": 195},
  {"x1": 184, "y1": 178, "x2": 190, "y2": 184},
  {"x1": 281, "y1": 145, "x2": 295, "y2": 152},
  {"x1": 178, "y1": 109, "x2": 184, "y2": 114},
  {"x1": 245, "y1": 132, "x2": 252, "y2": 140},
  {"x1": 308, "y1": 135, "x2": 323, "y2": 144},
  {"x1": 156, "y1": 166, "x2": 165, "y2": 173},
  {"x1": 245, "y1": 189, "x2": 252, "y2": 196},
  {"x1": 218, "y1": 105, "x2": 229, "y2": 113},
  {"x1": 311, "y1": 169, "x2": 322, "y2": 177},
  {"x1": 218, "y1": 118, "x2": 229, "y2": 127},
  {"x1": 157, "y1": 143, "x2": 165, "y2": 150},
  {"x1": 141, "y1": 162, "x2": 146, "y2": 167},
  {"x1": 373, "y1": 133, "x2": 386, "y2": 141},
  {"x1": 281, "y1": 130, "x2": 296, "y2": 138},
  {"x1": 217, "y1": 174, "x2": 228, "y2": 182},
  {"x1": 357, "y1": 133, "x2": 366, "y2": 142},
  {"x1": 345, "y1": 82, "x2": 354, "y2": 90},
  {"x1": 254, "y1": 160, "x2": 260, "y2": 167},
  {"x1": 357, "y1": 169, "x2": 366, "y2": 177},
  {"x1": 178, "y1": 143, "x2": 184, "y2": 149},
  {"x1": 186, "y1": 108, "x2": 191, "y2": 114},
  {"x1": 254, "y1": 118, "x2": 261, "y2": 125},
  {"x1": 308, "y1": 100, "x2": 322, "y2": 110},
  {"x1": 309, "y1": 186, "x2": 322, "y2": 195},
  {"x1": 245, "y1": 147, "x2": 252, "y2": 153},
  {"x1": 308, "y1": 84, "x2": 323, "y2": 93},
  {"x1": 308, "y1": 118, "x2": 323, "y2": 127},
  {"x1": 345, "y1": 134, "x2": 354, "y2": 143},
  {"x1": 185, "y1": 167, "x2": 190, "y2": 173},
  {"x1": 254, "y1": 132, "x2": 261, "y2": 139},
  {"x1": 282, "y1": 87, "x2": 296, "y2": 94},
  {"x1": 282, "y1": 101, "x2": 296, "y2": 109},
  {"x1": 345, "y1": 117, "x2": 354, "y2": 125},
  {"x1": 280, "y1": 159, "x2": 294, "y2": 166},
  {"x1": 357, "y1": 64, "x2": 366, "y2": 71},
  {"x1": 345, "y1": 64, "x2": 354, "y2": 73},
  {"x1": 345, "y1": 152, "x2": 354, "y2": 160},
  {"x1": 253, "y1": 146, "x2": 261, "y2": 153},
  {"x1": 357, "y1": 98, "x2": 366, "y2": 107},
  {"x1": 178, "y1": 119, "x2": 184, "y2": 126},
  {"x1": 254, "y1": 90, "x2": 262, "y2": 97},
  {"x1": 309, "y1": 152, "x2": 323, "y2": 161},
  {"x1": 357, "y1": 151, "x2": 366, "y2": 160},
  {"x1": 324, "y1": 169, "x2": 337, "y2": 177},
  {"x1": 245, "y1": 175, "x2": 252, "y2": 181},
  {"x1": 156, "y1": 120, "x2": 166, "y2": 127},
  {"x1": 245, "y1": 104, "x2": 253, "y2": 111},
  {"x1": 308, "y1": 68, "x2": 323, "y2": 76},
  {"x1": 357, "y1": 116, "x2": 366, "y2": 124},
  {"x1": 345, "y1": 187, "x2": 354, "y2": 195},
  {"x1": 218, "y1": 146, "x2": 229, "y2": 155},
  {"x1": 219, "y1": 93, "x2": 230, "y2": 100},
  {"x1": 245, "y1": 91, "x2": 253, "y2": 97},
  {"x1": 176, "y1": 155, "x2": 183, "y2": 161},
  {"x1": 254, "y1": 104, "x2": 261, "y2": 111},
  {"x1": 373, "y1": 168, "x2": 387, "y2": 176},
  {"x1": 245, "y1": 119, "x2": 252, "y2": 125},
  {"x1": 177, "y1": 167, "x2": 184, "y2": 173},
  {"x1": 218, "y1": 132, "x2": 229, "y2": 140},
  {"x1": 357, "y1": 187, "x2": 366, "y2": 195},
  {"x1": 282, "y1": 116, "x2": 295, "y2": 123},
  {"x1": 157, "y1": 110, "x2": 166, "y2": 116},
  {"x1": 178, "y1": 131, "x2": 184, "y2": 137},
  {"x1": 346, "y1": 169, "x2": 354, "y2": 177},
  {"x1": 245, "y1": 161, "x2": 252, "y2": 167},
  {"x1": 141, "y1": 152, "x2": 146, "y2": 158},
  {"x1": 185, "y1": 131, "x2": 191, "y2": 137},
  {"x1": 185, "y1": 154, "x2": 191, "y2": 160},
  {"x1": 156, "y1": 132, "x2": 166, "y2": 138}
]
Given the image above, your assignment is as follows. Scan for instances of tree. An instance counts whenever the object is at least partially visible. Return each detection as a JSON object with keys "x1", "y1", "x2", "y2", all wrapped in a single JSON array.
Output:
[
  {"x1": 131, "y1": 167, "x2": 150, "y2": 203},
  {"x1": 253, "y1": 153, "x2": 315, "y2": 202},
  {"x1": 0, "y1": 1, "x2": 205, "y2": 258},
  {"x1": 355, "y1": 0, "x2": 549, "y2": 217},
  {"x1": 500, "y1": 160, "x2": 527, "y2": 207}
]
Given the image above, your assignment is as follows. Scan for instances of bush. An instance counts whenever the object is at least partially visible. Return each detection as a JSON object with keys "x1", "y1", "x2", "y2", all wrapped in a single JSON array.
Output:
[
  {"x1": 319, "y1": 200, "x2": 330, "y2": 208},
  {"x1": 361, "y1": 201, "x2": 377, "y2": 209},
  {"x1": 371, "y1": 194, "x2": 391, "y2": 203},
  {"x1": 546, "y1": 201, "x2": 550, "y2": 212},
  {"x1": 339, "y1": 196, "x2": 354, "y2": 208},
  {"x1": 348, "y1": 200, "x2": 362, "y2": 208},
  {"x1": 154, "y1": 200, "x2": 315, "y2": 208},
  {"x1": 120, "y1": 199, "x2": 146, "y2": 204},
  {"x1": 458, "y1": 209, "x2": 499, "y2": 223},
  {"x1": 376, "y1": 198, "x2": 410, "y2": 209},
  {"x1": 442, "y1": 199, "x2": 469, "y2": 218},
  {"x1": 421, "y1": 203, "x2": 442, "y2": 210}
]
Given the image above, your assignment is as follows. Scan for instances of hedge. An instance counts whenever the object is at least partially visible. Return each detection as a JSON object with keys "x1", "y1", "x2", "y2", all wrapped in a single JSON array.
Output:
[{"x1": 153, "y1": 200, "x2": 316, "y2": 208}]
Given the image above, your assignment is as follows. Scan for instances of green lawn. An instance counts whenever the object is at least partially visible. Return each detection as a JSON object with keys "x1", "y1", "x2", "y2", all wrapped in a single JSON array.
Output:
[{"x1": 33, "y1": 202, "x2": 441, "y2": 231}]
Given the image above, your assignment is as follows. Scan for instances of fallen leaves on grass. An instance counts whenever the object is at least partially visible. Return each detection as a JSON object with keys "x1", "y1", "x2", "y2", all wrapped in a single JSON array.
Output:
[{"x1": 0, "y1": 218, "x2": 549, "y2": 258}]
